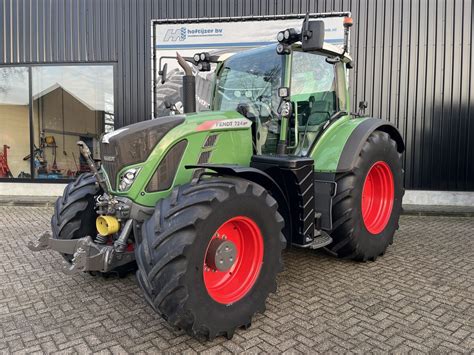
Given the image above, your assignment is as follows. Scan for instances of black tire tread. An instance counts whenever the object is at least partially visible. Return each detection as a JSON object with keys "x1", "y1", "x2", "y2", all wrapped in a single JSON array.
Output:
[
  {"x1": 135, "y1": 177, "x2": 285, "y2": 340},
  {"x1": 51, "y1": 173, "x2": 99, "y2": 246},
  {"x1": 328, "y1": 131, "x2": 404, "y2": 261}
]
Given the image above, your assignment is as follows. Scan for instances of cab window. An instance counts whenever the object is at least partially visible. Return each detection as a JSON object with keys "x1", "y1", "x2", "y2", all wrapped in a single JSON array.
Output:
[
  {"x1": 290, "y1": 50, "x2": 340, "y2": 155},
  {"x1": 291, "y1": 50, "x2": 338, "y2": 128}
]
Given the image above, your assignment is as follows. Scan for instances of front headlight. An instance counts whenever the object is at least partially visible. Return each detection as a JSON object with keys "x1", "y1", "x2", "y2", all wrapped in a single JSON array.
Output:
[{"x1": 118, "y1": 167, "x2": 141, "y2": 191}]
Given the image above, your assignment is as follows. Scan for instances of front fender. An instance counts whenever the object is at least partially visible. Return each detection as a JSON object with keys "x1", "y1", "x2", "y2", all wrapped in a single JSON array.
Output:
[
  {"x1": 310, "y1": 117, "x2": 404, "y2": 173},
  {"x1": 186, "y1": 163, "x2": 292, "y2": 244}
]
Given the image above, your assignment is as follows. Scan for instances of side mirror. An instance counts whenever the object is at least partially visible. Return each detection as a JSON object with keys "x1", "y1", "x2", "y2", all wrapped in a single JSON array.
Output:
[
  {"x1": 301, "y1": 20, "x2": 325, "y2": 52},
  {"x1": 159, "y1": 63, "x2": 168, "y2": 84}
]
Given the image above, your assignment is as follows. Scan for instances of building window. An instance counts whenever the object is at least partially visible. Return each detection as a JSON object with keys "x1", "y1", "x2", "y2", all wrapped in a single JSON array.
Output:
[
  {"x1": 31, "y1": 65, "x2": 114, "y2": 179},
  {"x1": 0, "y1": 67, "x2": 30, "y2": 179},
  {"x1": 0, "y1": 64, "x2": 114, "y2": 181}
]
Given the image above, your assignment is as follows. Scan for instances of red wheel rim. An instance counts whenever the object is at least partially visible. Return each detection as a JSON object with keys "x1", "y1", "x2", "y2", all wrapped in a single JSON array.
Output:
[
  {"x1": 361, "y1": 161, "x2": 395, "y2": 234},
  {"x1": 203, "y1": 216, "x2": 264, "y2": 304}
]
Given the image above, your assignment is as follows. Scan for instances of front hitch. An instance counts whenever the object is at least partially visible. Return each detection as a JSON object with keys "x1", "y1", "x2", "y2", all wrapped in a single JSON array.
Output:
[{"x1": 27, "y1": 231, "x2": 135, "y2": 275}]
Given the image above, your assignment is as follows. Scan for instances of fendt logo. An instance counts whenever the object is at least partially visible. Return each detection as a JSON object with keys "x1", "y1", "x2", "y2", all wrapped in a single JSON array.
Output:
[{"x1": 163, "y1": 27, "x2": 187, "y2": 42}]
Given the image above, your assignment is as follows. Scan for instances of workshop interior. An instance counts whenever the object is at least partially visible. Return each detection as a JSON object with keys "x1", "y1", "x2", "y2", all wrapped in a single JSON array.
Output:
[{"x1": 0, "y1": 65, "x2": 114, "y2": 179}]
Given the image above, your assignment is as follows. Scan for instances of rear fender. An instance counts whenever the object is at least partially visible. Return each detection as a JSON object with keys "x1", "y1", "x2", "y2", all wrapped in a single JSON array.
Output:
[
  {"x1": 311, "y1": 117, "x2": 404, "y2": 173},
  {"x1": 310, "y1": 117, "x2": 404, "y2": 231}
]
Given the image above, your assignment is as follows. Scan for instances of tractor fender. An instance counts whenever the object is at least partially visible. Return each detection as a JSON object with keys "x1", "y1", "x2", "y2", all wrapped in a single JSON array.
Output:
[
  {"x1": 337, "y1": 118, "x2": 405, "y2": 172},
  {"x1": 185, "y1": 164, "x2": 292, "y2": 244}
]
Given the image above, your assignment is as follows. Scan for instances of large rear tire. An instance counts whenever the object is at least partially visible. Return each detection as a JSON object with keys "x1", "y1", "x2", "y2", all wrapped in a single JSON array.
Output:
[
  {"x1": 135, "y1": 177, "x2": 286, "y2": 339},
  {"x1": 328, "y1": 131, "x2": 404, "y2": 261}
]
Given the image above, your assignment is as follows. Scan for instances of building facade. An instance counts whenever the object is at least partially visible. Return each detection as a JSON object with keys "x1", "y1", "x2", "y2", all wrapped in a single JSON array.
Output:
[{"x1": 0, "y1": 0, "x2": 472, "y2": 191}]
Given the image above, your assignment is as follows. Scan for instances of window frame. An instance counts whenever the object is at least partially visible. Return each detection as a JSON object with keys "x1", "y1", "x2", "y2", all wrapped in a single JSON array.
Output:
[{"x1": 0, "y1": 62, "x2": 117, "y2": 183}]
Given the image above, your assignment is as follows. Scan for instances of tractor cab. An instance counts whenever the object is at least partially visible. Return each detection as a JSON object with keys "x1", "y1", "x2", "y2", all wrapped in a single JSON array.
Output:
[
  {"x1": 211, "y1": 42, "x2": 350, "y2": 156},
  {"x1": 178, "y1": 15, "x2": 355, "y2": 160}
]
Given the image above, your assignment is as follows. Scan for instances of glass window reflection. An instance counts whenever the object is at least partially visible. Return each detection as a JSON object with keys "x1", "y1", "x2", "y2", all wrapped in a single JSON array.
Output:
[
  {"x1": 32, "y1": 65, "x2": 114, "y2": 179},
  {"x1": 0, "y1": 67, "x2": 31, "y2": 179}
]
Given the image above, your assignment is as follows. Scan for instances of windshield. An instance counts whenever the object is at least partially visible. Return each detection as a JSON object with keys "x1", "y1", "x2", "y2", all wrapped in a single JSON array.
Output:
[
  {"x1": 213, "y1": 45, "x2": 283, "y2": 153},
  {"x1": 213, "y1": 45, "x2": 283, "y2": 113}
]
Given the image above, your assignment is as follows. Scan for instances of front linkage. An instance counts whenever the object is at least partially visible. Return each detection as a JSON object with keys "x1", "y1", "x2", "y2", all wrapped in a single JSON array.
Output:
[
  {"x1": 27, "y1": 232, "x2": 135, "y2": 274},
  {"x1": 27, "y1": 140, "x2": 139, "y2": 275}
]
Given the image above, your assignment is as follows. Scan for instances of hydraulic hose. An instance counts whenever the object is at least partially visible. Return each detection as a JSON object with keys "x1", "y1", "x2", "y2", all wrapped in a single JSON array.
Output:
[{"x1": 77, "y1": 141, "x2": 109, "y2": 194}]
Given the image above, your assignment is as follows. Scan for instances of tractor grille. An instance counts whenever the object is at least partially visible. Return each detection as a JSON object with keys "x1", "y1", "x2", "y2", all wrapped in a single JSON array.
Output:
[{"x1": 101, "y1": 143, "x2": 119, "y2": 189}]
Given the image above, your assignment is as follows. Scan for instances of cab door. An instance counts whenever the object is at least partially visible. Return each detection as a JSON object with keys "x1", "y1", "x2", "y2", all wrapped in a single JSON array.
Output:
[{"x1": 289, "y1": 49, "x2": 347, "y2": 156}]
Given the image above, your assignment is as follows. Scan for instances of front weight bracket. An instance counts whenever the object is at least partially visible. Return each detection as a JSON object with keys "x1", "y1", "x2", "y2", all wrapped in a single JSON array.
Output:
[{"x1": 27, "y1": 231, "x2": 135, "y2": 275}]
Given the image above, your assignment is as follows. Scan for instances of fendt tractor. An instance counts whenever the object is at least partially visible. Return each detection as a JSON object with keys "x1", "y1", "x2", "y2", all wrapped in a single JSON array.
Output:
[{"x1": 29, "y1": 14, "x2": 404, "y2": 340}]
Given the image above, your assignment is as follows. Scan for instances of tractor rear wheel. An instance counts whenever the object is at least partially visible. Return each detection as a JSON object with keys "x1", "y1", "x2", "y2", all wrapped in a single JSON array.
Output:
[
  {"x1": 328, "y1": 131, "x2": 404, "y2": 261},
  {"x1": 135, "y1": 177, "x2": 286, "y2": 339}
]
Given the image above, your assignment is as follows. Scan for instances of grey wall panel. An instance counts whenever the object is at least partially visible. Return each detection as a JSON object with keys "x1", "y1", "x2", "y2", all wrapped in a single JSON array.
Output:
[{"x1": 0, "y1": 0, "x2": 473, "y2": 191}]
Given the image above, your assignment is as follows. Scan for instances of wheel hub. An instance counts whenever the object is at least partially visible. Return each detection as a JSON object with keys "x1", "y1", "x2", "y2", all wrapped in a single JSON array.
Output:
[
  {"x1": 205, "y1": 238, "x2": 237, "y2": 272},
  {"x1": 361, "y1": 161, "x2": 395, "y2": 234},
  {"x1": 203, "y1": 216, "x2": 264, "y2": 304}
]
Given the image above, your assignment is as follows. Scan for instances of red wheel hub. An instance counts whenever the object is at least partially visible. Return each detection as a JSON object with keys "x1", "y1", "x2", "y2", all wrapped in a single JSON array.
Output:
[
  {"x1": 203, "y1": 216, "x2": 264, "y2": 304},
  {"x1": 361, "y1": 161, "x2": 395, "y2": 234}
]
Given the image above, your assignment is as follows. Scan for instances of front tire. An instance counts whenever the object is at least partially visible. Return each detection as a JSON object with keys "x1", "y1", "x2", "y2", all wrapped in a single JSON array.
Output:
[
  {"x1": 135, "y1": 177, "x2": 286, "y2": 339},
  {"x1": 51, "y1": 172, "x2": 135, "y2": 276},
  {"x1": 328, "y1": 131, "x2": 404, "y2": 261},
  {"x1": 51, "y1": 173, "x2": 100, "y2": 262}
]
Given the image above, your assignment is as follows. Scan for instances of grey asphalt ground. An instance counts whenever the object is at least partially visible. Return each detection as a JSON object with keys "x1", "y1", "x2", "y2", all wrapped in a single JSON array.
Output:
[{"x1": 0, "y1": 206, "x2": 473, "y2": 353}]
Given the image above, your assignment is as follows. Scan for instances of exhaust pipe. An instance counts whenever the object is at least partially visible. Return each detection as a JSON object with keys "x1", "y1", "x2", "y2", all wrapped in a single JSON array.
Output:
[{"x1": 176, "y1": 52, "x2": 196, "y2": 113}]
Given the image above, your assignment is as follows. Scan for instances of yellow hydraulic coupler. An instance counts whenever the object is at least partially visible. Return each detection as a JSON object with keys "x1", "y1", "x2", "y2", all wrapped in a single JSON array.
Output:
[{"x1": 96, "y1": 215, "x2": 120, "y2": 236}]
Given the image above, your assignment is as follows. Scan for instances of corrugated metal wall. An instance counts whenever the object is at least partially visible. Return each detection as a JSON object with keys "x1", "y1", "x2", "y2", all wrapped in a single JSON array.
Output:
[{"x1": 1, "y1": 0, "x2": 473, "y2": 191}]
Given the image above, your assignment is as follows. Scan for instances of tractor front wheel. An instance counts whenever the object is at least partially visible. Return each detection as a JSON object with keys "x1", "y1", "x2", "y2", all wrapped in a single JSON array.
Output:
[
  {"x1": 51, "y1": 172, "x2": 136, "y2": 276},
  {"x1": 51, "y1": 172, "x2": 101, "y2": 263},
  {"x1": 328, "y1": 131, "x2": 404, "y2": 261},
  {"x1": 135, "y1": 177, "x2": 286, "y2": 339}
]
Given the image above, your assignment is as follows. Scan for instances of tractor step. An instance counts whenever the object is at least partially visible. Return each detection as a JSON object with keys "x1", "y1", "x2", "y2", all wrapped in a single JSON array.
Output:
[{"x1": 306, "y1": 232, "x2": 333, "y2": 250}]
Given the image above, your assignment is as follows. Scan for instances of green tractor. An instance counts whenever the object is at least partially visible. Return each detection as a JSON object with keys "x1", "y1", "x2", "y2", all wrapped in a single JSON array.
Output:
[{"x1": 28, "y1": 15, "x2": 404, "y2": 340}]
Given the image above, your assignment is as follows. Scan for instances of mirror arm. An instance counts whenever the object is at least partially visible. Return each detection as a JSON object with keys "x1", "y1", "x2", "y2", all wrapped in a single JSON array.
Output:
[{"x1": 158, "y1": 56, "x2": 177, "y2": 74}]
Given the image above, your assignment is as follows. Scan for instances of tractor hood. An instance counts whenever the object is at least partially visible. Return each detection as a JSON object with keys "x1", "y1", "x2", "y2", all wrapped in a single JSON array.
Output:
[{"x1": 100, "y1": 115, "x2": 185, "y2": 190}]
